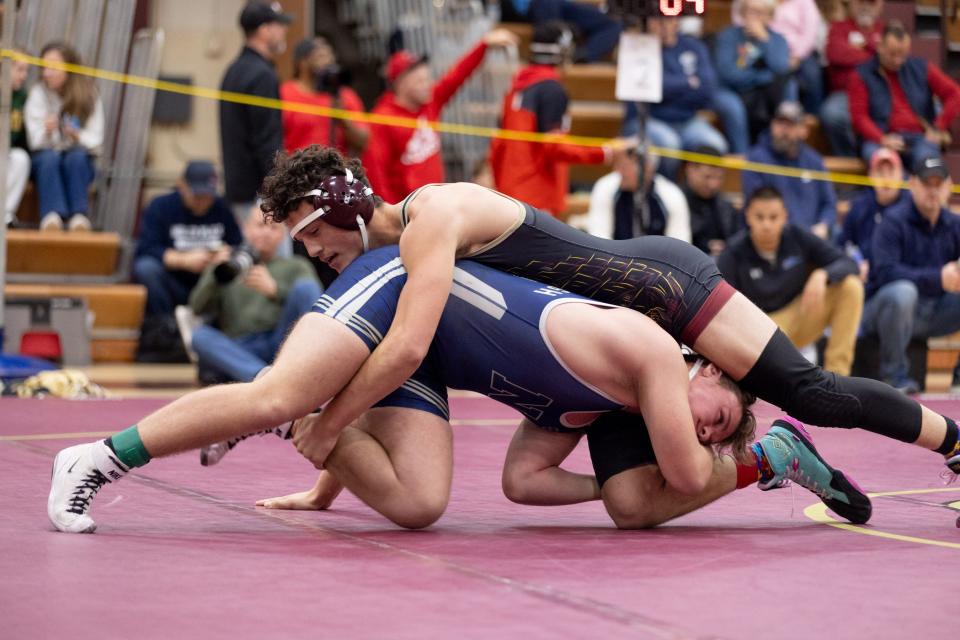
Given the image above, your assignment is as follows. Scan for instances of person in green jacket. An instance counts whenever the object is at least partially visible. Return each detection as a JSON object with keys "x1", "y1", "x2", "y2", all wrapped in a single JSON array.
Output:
[{"x1": 178, "y1": 208, "x2": 322, "y2": 381}]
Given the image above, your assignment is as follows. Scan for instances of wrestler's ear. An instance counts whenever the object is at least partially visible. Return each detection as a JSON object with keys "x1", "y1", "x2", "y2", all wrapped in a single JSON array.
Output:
[{"x1": 702, "y1": 362, "x2": 723, "y2": 379}]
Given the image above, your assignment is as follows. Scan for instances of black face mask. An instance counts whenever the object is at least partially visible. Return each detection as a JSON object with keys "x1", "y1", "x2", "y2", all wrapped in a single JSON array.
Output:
[{"x1": 313, "y1": 64, "x2": 349, "y2": 94}]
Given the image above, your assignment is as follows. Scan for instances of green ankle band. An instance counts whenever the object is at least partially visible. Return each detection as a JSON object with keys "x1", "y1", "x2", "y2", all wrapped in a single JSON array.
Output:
[{"x1": 111, "y1": 426, "x2": 152, "y2": 468}]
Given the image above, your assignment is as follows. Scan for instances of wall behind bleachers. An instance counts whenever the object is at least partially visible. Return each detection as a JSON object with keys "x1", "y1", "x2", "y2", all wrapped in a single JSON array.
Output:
[{"x1": 144, "y1": 0, "x2": 306, "y2": 201}]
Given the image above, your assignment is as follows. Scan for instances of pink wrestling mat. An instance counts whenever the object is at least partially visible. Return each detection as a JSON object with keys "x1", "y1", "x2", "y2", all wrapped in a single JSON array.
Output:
[{"x1": 1, "y1": 395, "x2": 957, "y2": 639}]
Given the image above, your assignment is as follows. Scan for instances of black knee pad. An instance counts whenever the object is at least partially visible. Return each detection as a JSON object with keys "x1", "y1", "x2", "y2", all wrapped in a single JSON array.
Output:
[
  {"x1": 587, "y1": 411, "x2": 657, "y2": 488},
  {"x1": 740, "y1": 329, "x2": 921, "y2": 442}
]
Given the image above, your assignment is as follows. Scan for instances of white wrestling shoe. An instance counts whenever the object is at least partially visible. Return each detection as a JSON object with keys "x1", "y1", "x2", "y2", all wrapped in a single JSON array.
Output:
[
  {"x1": 199, "y1": 420, "x2": 297, "y2": 467},
  {"x1": 47, "y1": 443, "x2": 112, "y2": 533}
]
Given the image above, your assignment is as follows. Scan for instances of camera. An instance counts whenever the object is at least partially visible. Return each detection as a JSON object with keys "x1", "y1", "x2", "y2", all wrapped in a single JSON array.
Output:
[
  {"x1": 214, "y1": 244, "x2": 260, "y2": 284},
  {"x1": 314, "y1": 64, "x2": 350, "y2": 95}
]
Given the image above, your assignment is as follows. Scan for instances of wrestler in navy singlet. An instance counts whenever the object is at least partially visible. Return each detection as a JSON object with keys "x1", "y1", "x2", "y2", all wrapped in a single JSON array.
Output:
[
  {"x1": 312, "y1": 246, "x2": 624, "y2": 431},
  {"x1": 401, "y1": 187, "x2": 730, "y2": 344}
]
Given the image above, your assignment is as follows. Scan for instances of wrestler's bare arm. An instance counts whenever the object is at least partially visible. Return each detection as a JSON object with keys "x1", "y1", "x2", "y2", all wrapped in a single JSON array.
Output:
[
  {"x1": 501, "y1": 420, "x2": 598, "y2": 506},
  {"x1": 544, "y1": 304, "x2": 715, "y2": 496},
  {"x1": 294, "y1": 184, "x2": 525, "y2": 467}
]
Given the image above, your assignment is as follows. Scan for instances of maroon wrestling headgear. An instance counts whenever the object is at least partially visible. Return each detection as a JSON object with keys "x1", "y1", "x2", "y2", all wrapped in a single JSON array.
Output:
[{"x1": 288, "y1": 168, "x2": 376, "y2": 250}]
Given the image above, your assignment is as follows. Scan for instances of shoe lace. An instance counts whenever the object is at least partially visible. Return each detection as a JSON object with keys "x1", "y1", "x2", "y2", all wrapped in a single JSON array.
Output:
[
  {"x1": 67, "y1": 469, "x2": 108, "y2": 515},
  {"x1": 781, "y1": 460, "x2": 830, "y2": 499},
  {"x1": 942, "y1": 455, "x2": 960, "y2": 485}
]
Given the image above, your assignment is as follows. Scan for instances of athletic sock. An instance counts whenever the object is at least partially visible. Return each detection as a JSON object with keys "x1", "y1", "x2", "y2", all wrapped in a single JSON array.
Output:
[
  {"x1": 935, "y1": 417, "x2": 960, "y2": 457},
  {"x1": 103, "y1": 425, "x2": 151, "y2": 472},
  {"x1": 735, "y1": 444, "x2": 772, "y2": 489}
]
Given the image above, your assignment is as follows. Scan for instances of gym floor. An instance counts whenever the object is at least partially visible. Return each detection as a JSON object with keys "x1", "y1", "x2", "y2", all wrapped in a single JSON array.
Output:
[{"x1": 1, "y1": 369, "x2": 957, "y2": 639}]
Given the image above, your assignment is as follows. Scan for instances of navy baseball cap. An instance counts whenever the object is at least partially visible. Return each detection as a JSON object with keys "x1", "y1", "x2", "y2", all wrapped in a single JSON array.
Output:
[
  {"x1": 240, "y1": 2, "x2": 293, "y2": 33},
  {"x1": 914, "y1": 155, "x2": 950, "y2": 181},
  {"x1": 184, "y1": 161, "x2": 219, "y2": 197}
]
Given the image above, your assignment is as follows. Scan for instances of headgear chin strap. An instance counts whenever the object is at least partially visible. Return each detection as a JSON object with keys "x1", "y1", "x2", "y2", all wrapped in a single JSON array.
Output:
[
  {"x1": 687, "y1": 357, "x2": 704, "y2": 381},
  {"x1": 288, "y1": 167, "x2": 375, "y2": 253}
]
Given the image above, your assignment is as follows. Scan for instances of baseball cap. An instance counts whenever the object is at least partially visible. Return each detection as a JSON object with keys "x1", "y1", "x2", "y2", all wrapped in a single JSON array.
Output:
[
  {"x1": 869, "y1": 147, "x2": 903, "y2": 173},
  {"x1": 913, "y1": 155, "x2": 950, "y2": 181},
  {"x1": 184, "y1": 161, "x2": 219, "y2": 197},
  {"x1": 773, "y1": 101, "x2": 805, "y2": 124},
  {"x1": 386, "y1": 50, "x2": 429, "y2": 84},
  {"x1": 240, "y1": 1, "x2": 292, "y2": 33}
]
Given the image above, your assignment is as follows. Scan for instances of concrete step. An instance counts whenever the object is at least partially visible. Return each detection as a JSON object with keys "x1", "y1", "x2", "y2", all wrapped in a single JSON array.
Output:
[{"x1": 5, "y1": 229, "x2": 121, "y2": 276}]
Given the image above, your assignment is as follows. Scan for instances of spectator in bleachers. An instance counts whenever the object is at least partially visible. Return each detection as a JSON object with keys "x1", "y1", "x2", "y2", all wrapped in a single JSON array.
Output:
[
  {"x1": 499, "y1": 0, "x2": 621, "y2": 63},
  {"x1": 714, "y1": 0, "x2": 792, "y2": 144},
  {"x1": 583, "y1": 150, "x2": 691, "y2": 241},
  {"x1": 25, "y1": 42, "x2": 104, "y2": 232},
  {"x1": 821, "y1": 0, "x2": 884, "y2": 156},
  {"x1": 742, "y1": 101, "x2": 837, "y2": 238},
  {"x1": 848, "y1": 22, "x2": 960, "y2": 170},
  {"x1": 681, "y1": 145, "x2": 743, "y2": 256},
  {"x1": 220, "y1": 1, "x2": 291, "y2": 223},
  {"x1": 280, "y1": 36, "x2": 369, "y2": 158},
  {"x1": 836, "y1": 147, "x2": 907, "y2": 281},
  {"x1": 490, "y1": 22, "x2": 620, "y2": 216},
  {"x1": 362, "y1": 28, "x2": 517, "y2": 204},
  {"x1": 621, "y1": 17, "x2": 727, "y2": 179},
  {"x1": 133, "y1": 161, "x2": 242, "y2": 362},
  {"x1": 179, "y1": 212, "x2": 321, "y2": 383},
  {"x1": 731, "y1": 0, "x2": 826, "y2": 114},
  {"x1": 718, "y1": 185, "x2": 863, "y2": 375},
  {"x1": 861, "y1": 155, "x2": 960, "y2": 394},
  {"x1": 6, "y1": 54, "x2": 30, "y2": 228}
]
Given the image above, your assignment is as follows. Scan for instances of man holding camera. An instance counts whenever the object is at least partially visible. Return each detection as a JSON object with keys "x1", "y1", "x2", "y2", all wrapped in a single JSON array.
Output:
[
  {"x1": 178, "y1": 209, "x2": 322, "y2": 383},
  {"x1": 133, "y1": 161, "x2": 243, "y2": 362},
  {"x1": 280, "y1": 37, "x2": 369, "y2": 158}
]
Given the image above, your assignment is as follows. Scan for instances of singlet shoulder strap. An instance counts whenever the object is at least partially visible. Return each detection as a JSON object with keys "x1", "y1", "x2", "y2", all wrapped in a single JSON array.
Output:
[{"x1": 399, "y1": 183, "x2": 445, "y2": 229}]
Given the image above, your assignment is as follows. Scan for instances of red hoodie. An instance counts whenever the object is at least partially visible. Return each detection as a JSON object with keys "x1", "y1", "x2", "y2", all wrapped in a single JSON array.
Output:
[
  {"x1": 362, "y1": 42, "x2": 488, "y2": 203},
  {"x1": 490, "y1": 65, "x2": 607, "y2": 216}
]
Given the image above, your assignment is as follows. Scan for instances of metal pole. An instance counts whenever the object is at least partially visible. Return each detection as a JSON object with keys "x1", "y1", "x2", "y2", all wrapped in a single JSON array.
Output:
[{"x1": 0, "y1": 0, "x2": 17, "y2": 350}]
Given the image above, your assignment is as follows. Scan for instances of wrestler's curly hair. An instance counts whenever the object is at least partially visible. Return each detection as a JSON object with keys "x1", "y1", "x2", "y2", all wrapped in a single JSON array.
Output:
[
  {"x1": 715, "y1": 375, "x2": 757, "y2": 463},
  {"x1": 258, "y1": 145, "x2": 382, "y2": 223}
]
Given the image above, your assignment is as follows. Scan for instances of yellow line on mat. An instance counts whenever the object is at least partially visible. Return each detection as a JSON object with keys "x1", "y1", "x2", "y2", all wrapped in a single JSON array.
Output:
[{"x1": 803, "y1": 487, "x2": 960, "y2": 550}]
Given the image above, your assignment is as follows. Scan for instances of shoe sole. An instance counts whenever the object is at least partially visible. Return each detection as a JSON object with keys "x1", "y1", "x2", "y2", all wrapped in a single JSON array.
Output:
[{"x1": 771, "y1": 419, "x2": 872, "y2": 525}]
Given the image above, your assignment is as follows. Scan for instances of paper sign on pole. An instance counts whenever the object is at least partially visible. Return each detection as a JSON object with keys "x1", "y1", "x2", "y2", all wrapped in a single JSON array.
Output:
[{"x1": 615, "y1": 32, "x2": 662, "y2": 104}]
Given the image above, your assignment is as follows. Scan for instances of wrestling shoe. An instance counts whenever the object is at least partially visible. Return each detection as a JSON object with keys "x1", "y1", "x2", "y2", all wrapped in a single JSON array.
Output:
[
  {"x1": 199, "y1": 420, "x2": 296, "y2": 466},
  {"x1": 47, "y1": 443, "x2": 112, "y2": 533},
  {"x1": 756, "y1": 417, "x2": 872, "y2": 524}
]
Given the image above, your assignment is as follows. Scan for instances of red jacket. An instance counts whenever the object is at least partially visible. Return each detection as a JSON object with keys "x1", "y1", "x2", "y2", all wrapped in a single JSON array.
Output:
[
  {"x1": 363, "y1": 42, "x2": 488, "y2": 203},
  {"x1": 280, "y1": 81, "x2": 368, "y2": 155},
  {"x1": 490, "y1": 65, "x2": 607, "y2": 216},
  {"x1": 825, "y1": 18, "x2": 883, "y2": 93}
]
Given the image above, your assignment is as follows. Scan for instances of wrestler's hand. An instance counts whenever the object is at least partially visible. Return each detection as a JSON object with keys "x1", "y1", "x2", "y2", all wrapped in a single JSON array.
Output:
[
  {"x1": 292, "y1": 412, "x2": 340, "y2": 469},
  {"x1": 256, "y1": 471, "x2": 344, "y2": 510}
]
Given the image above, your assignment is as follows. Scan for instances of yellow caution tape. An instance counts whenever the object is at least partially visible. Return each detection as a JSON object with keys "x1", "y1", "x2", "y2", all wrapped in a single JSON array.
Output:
[{"x1": 4, "y1": 48, "x2": 950, "y2": 193}]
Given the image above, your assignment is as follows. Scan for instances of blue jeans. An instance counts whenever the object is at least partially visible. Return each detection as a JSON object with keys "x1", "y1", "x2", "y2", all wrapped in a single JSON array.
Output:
[
  {"x1": 191, "y1": 278, "x2": 324, "y2": 382},
  {"x1": 530, "y1": 0, "x2": 622, "y2": 62},
  {"x1": 861, "y1": 133, "x2": 941, "y2": 173},
  {"x1": 643, "y1": 115, "x2": 728, "y2": 179},
  {"x1": 860, "y1": 280, "x2": 960, "y2": 382},
  {"x1": 710, "y1": 88, "x2": 749, "y2": 154},
  {"x1": 795, "y1": 54, "x2": 824, "y2": 115},
  {"x1": 820, "y1": 91, "x2": 855, "y2": 157},
  {"x1": 31, "y1": 147, "x2": 95, "y2": 219},
  {"x1": 133, "y1": 255, "x2": 193, "y2": 318}
]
